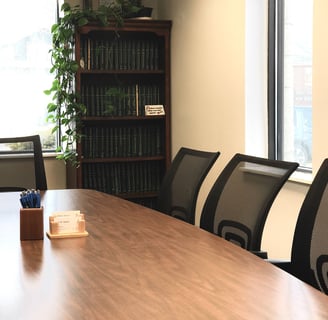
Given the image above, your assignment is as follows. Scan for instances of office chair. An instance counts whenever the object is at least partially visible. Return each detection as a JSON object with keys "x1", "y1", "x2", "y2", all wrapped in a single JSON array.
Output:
[
  {"x1": 0, "y1": 135, "x2": 47, "y2": 191},
  {"x1": 269, "y1": 158, "x2": 328, "y2": 294},
  {"x1": 156, "y1": 147, "x2": 220, "y2": 224},
  {"x1": 200, "y1": 153, "x2": 298, "y2": 257}
]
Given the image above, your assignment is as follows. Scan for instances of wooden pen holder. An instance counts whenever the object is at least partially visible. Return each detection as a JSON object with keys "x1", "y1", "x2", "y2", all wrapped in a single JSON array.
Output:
[{"x1": 20, "y1": 207, "x2": 44, "y2": 240}]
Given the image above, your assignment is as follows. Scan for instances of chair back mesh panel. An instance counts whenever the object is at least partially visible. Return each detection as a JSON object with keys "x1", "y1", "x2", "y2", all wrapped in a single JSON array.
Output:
[
  {"x1": 312, "y1": 186, "x2": 328, "y2": 293},
  {"x1": 157, "y1": 147, "x2": 220, "y2": 224},
  {"x1": 290, "y1": 159, "x2": 328, "y2": 292},
  {"x1": 200, "y1": 154, "x2": 298, "y2": 251}
]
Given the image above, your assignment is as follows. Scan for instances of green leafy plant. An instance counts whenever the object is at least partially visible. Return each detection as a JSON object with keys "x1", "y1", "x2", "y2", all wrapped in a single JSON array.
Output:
[
  {"x1": 44, "y1": 1, "x2": 142, "y2": 165},
  {"x1": 104, "y1": 86, "x2": 129, "y2": 116}
]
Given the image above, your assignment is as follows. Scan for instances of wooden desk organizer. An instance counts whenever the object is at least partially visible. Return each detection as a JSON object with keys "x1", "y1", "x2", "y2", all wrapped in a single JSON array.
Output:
[
  {"x1": 47, "y1": 212, "x2": 88, "y2": 239},
  {"x1": 20, "y1": 207, "x2": 44, "y2": 241}
]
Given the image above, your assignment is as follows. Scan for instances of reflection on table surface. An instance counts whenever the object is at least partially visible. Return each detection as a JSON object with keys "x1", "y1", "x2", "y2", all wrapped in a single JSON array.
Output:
[{"x1": 1, "y1": 189, "x2": 328, "y2": 320}]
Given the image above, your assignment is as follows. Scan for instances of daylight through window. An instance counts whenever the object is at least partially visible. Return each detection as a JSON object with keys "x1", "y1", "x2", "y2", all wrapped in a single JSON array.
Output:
[
  {"x1": 0, "y1": 0, "x2": 57, "y2": 152},
  {"x1": 268, "y1": 0, "x2": 313, "y2": 169}
]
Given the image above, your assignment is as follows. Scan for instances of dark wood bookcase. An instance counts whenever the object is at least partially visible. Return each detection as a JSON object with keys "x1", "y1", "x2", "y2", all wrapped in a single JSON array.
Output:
[{"x1": 74, "y1": 20, "x2": 172, "y2": 208}]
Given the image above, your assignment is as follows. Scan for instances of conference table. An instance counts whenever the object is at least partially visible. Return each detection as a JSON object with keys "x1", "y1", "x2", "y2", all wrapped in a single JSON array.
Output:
[{"x1": 1, "y1": 189, "x2": 328, "y2": 319}]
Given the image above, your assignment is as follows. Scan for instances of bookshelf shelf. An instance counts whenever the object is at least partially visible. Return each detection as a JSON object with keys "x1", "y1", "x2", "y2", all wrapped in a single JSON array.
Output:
[
  {"x1": 81, "y1": 156, "x2": 166, "y2": 163},
  {"x1": 74, "y1": 20, "x2": 172, "y2": 208},
  {"x1": 81, "y1": 115, "x2": 166, "y2": 121},
  {"x1": 80, "y1": 70, "x2": 165, "y2": 75}
]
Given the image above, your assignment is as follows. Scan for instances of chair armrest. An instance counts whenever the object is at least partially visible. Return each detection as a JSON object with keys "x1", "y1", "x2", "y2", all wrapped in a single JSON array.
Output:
[
  {"x1": 251, "y1": 250, "x2": 268, "y2": 259},
  {"x1": 267, "y1": 259, "x2": 294, "y2": 273},
  {"x1": 171, "y1": 208, "x2": 188, "y2": 222},
  {"x1": 268, "y1": 260, "x2": 321, "y2": 290}
]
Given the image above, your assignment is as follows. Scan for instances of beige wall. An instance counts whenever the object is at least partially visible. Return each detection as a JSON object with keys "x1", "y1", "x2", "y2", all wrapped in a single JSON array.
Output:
[
  {"x1": 313, "y1": 0, "x2": 328, "y2": 171},
  {"x1": 158, "y1": 0, "x2": 248, "y2": 236},
  {"x1": 44, "y1": 157, "x2": 67, "y2": 189},
  {"x1": 0, "y1": 157, "x2": 67, "y2": 189}
]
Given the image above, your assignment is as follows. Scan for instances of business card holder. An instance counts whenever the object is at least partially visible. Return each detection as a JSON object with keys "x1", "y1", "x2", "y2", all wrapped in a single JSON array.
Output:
[{"x1": 46, "y1": 211, "x2": 88, "y2": 239}]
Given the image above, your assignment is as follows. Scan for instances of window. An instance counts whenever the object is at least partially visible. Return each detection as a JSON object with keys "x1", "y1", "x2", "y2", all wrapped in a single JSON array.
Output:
[
  {"x1": 0, "y1": 0, "x2": 57, "y2": 152},
  {"x1": 268, "y1": 0, "x2": 313, "y2": 170}
]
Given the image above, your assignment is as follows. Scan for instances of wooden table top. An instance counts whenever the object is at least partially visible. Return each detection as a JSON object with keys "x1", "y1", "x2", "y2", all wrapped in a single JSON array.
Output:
[{"x1": 1, "y1": 189, "x2": 328, "y2": 320}]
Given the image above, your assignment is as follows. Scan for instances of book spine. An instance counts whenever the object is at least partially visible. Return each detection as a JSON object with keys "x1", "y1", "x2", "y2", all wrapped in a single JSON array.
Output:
[{"x1": 87, "y1": 38, "x2": 91, "y2": 70}]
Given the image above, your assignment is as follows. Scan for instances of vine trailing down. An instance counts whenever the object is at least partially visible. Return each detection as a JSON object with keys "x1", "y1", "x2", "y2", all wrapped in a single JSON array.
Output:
[{"x1": 44, "y1": 1, "x2": 142, "y2": 165}]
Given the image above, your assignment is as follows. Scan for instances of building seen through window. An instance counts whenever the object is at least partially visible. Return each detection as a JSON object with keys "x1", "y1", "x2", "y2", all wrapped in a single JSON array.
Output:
[
  {"x1": 268, "y1": 0, "x2": 313, "y2": 169},
  {"x1": 0, "y1": 0, "x2": 56, "y2": 153}
]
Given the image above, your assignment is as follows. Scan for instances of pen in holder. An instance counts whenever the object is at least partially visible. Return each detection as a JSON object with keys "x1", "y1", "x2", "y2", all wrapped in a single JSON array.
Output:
[{"x1": 20, "y1": 190, "x2": 44, "y2": 241}]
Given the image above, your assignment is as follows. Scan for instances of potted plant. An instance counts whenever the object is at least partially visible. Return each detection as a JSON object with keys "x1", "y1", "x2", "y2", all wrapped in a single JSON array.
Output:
[
  {"x1": 44, "y1": 1, "x2": 142, "y2": 165},
  {"x1": 122, "y1": 0, "x2": 153, "y2": 18}
]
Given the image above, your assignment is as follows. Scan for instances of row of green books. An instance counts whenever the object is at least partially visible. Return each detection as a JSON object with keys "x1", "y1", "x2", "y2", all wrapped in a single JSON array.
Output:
[
  {"x1": 82, "y1": 161, "x2": 162, "y2": 195},
  {"x1": 81, "y1": 83, "x2": 161, "y2": 117},
  {"x1": 81, "y1": 125, "x2": 163, "y2": 159},
  {"x1": 80, "y1": 37, "x2": 161, "y2": 71}
]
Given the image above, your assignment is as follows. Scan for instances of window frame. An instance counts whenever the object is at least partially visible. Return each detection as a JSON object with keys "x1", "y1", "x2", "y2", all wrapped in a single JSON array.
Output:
[
  {"x1": 267, "y1": 0, "x2": 312, "y2": 172},
  {"x1": 268, "y1": 0, "x2": 284, "y2": 161}
]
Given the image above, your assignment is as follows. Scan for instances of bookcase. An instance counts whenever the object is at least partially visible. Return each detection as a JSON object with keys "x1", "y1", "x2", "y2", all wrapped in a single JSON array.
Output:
[{"x1": 75, "y1": 20, "x2": 172, "y2": 208}]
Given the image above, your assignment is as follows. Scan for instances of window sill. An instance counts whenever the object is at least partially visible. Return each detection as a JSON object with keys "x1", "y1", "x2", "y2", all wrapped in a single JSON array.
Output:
[
  {"x1": 0, "y1": 152, "x2": 59, "y2": 159},
  {"x1": 43, "y1": 152, "x2": 60, "y2": 159},
  {"x1": 289, "y1": 169, "x2": 313, "y2": 185}
]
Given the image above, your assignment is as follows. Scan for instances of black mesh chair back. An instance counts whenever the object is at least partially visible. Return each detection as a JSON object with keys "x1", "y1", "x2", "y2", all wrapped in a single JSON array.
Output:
[
  {"x1": 200, "y1": 153, "x2": 298, "y2": 255},
  {"x1": 0, "y1": 135, "x2": 47, "y2": 191},
  {"x1": 156, "y1": 147, "x2": 220, "y2": 224},
  {"x1": 286, "y1": 159, "x2": 328, "y2": 293}
]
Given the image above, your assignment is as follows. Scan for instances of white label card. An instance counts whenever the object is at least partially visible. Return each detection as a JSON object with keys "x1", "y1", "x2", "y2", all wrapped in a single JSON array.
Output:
[
  {"x1": 51, "y1": 210, "x2": 82, "y2": 234},
  {"x1": 145, "y1": 105, "x2": 165, "y2": 116}
]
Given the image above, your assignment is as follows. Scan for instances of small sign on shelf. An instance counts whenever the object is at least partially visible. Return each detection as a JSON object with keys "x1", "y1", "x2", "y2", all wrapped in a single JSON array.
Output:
[{"x1": 145, "y1": 105, "x2": 165, "y2": 116}]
